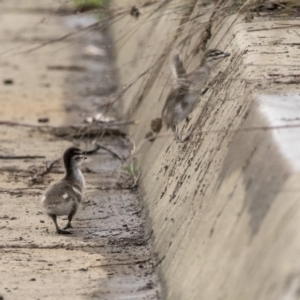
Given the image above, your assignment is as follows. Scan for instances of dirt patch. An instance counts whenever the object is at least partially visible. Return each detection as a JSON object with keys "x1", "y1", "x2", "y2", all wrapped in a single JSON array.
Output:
[{"x1": 0, "y1": 1, "x2": 160, "y2": 299}]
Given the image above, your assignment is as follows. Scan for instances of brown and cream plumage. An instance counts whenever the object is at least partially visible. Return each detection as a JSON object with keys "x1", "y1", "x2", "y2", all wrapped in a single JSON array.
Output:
[
  {"x1": 41, "y1": 147, "x2": 86, "y2": 234},
  {"x1": 162, "y1": 49, "x2": 230, "y2": 143}
]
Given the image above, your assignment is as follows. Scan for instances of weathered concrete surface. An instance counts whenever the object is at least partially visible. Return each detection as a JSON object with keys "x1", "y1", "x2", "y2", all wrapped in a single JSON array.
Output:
[
  {"x1": 0, "y1": 1, "x2": 160, "y2": 299},
  {"x1": 111, "y1": 1, "x2": 300, "y2": 299}
]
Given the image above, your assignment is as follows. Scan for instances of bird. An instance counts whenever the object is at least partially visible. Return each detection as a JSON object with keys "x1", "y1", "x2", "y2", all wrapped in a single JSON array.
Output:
[
  {"x1": 162, "y1": 49, "x2": 230, "y2": 143},
  {"x1": 41, "y1": 147, "x2": 86, "y2": 234}
]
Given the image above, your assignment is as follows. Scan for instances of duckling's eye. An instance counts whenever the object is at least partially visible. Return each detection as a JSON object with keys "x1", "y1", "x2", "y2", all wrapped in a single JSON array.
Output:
[{"x1": 74, "y1": 156, "x2": 81, "y2": 161}]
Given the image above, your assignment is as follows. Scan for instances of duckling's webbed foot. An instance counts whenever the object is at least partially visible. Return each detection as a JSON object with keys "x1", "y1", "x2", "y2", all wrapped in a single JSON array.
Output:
[
  {"x1": 49, "y1": 214, "x2": 72, "y2": 235},
  {"x1": 176, "y1": 135, "x2": 187, "y2": 143},
  {"x1": 63, "y1": 223, "x2": 73, "y2": 230},
  {"x1": 57, "y1": 228, "x2": 72, "y2": 235},
  {"x1": 171, "y1": 125, "x2": 190, "y2": 143},
  {"x1": 63, "y1": 209, "x2": 76, "y2": 230},
  {"x1": 181, "y1": 130, "x2": 193, "y2": 142}
]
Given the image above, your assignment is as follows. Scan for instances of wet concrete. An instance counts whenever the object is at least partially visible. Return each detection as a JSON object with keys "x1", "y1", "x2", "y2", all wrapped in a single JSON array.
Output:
[{"x1": 0, "y1": 1, "x2": 160, "y2": 299}]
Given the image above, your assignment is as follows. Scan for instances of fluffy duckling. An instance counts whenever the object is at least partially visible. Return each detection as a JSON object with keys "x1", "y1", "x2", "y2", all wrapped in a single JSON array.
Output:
[
  {"x1": 41, "y1": 147, "x2": 86, "y2": 234},
  {"x1": 162, "y1": 49, "x2": 230, "y2": 143}
]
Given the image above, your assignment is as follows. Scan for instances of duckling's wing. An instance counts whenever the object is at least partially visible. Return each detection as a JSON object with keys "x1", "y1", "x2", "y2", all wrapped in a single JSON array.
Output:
[
  {"x1": 42, "y1": 182, "x2": 82, "y2": 216},
  {"x1": 162, "y1": 85, "x2": 189, "y2": 127},
  {"x1": 171, "y1": 50, "x2": 186, "y2": 79},
  {"x1": 42, "y1": 182, "x2": 80, "y2": 206}
]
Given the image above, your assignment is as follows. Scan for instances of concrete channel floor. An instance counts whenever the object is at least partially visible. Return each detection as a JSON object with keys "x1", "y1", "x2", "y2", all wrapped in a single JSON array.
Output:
[{"x1": 0, "y1": 1, "x2": 160, "y2": 299}]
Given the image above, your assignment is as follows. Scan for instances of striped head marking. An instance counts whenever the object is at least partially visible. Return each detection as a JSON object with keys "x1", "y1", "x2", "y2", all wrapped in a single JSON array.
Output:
[
  {"x1": 63, "y1": 147, "x2": 87, "y2": 168},
  {"x1": 201, "y1": 49, "x2": 230, "y2": 67}
]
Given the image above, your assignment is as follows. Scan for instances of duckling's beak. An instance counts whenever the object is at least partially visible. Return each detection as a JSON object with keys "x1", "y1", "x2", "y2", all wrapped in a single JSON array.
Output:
[
  {"x1": 79, "y1": 154, "x2": 87, "y2": 160},
  {"x1": 79, "y1": 153, "x2": 87, "y2": 160}
]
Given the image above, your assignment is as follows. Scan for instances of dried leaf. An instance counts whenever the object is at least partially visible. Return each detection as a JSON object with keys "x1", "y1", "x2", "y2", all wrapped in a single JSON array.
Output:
[{"x1": 150, "y1": 118, "x2": 162, "y2": 133}]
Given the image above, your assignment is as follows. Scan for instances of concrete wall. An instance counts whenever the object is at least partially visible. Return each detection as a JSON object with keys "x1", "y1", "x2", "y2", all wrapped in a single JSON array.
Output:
[{"x1": 111, "y1": 1, "x2": 300, "y2": 299}]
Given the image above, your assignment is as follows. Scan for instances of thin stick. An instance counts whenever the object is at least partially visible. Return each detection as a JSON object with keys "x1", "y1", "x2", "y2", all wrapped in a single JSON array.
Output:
[
  {"x1": 104, "y1": 51, "x2": 169, "y2": 111},
  {"x1": 30, "y1": 157, "x2": 61, "y2": 184},
  {"x1": 131, "y1": 138, "x2": 150, "y2": 157},
  {"x1": 0, "y1": 155, "x2": 45, "y2": 160},
  {"x1": 153, "y1": 123, "x2": 300, "y2": 139},
  {"x1": 53, "y1": 126, "x2": 127, "y2": 139},
  {"x1": 92, "y1": 120, "x2": 138, "y2": 126},
  {"x1": 198, "y1": 123, "x2": 300, "y2": 134},
  {"x1": 0, "y1": 121, "x2": 41, "y2": 127},
  {"x1": 0, "y1": 21, "x2": 100, "y2": 57},
  {"x1": 82, "y1": 145, "x2": 100, "y2": 155},
  {"x1": 216, "y1": 0, "x2": 252, "y2": 48},
  {"x1": 293, "y1": 30, "x2": 300, "y2": 38},
  {"x1": 132, "y1": 171, "x2": 140, "y2": 188},
  {"x1": 83, "y1": 143, "x2": 124, "y2": 161},
  {"x1": 129, "y1": 121, "x2": 300, "y2": 160},
  {"x1": 193, "y1": 0, "x2": 227, "y2": 53},
  {"x1": 0, "y1": 121, "x2": 128, "y2": 138},
  {"x1": 96, "y1": 143, "x2": 124, "y2": 161},
  {"x1": 43, "y1": 158, "x2": 61, "y2": 176}
]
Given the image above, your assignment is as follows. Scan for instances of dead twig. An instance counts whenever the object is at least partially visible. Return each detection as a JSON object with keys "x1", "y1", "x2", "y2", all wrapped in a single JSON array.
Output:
[
  {"x1": 104, "y1": 51, "x2": 169, "y2": 111},
  {"x1": 41, "y1": 158, "x2": 61, "y2": 176},
  {"x1": 131, "y1": 138, "x2": 151, "y2": 157},
  {"x1": 154, "y1": 123, "x2": 300, "y2": 139},
  {"x1": 29, "y1": 141, "x2": 124, "y2": 185},
  {"x1": 216, "y1": 0, "x2": 253, "y2": 48},
  {"x1": 82, "y1": 143, "x2": 124, "y2": 161},
  {"x1": 0, "y1": 7, "x2": 131, "y2": 59},
  {"x1": 83, "y1": 143, "x2": 122, "y2": 157},
  {"x1": 96, "y1": 143, "x2": 124, "y2": 161},
  {"x1": 127, "y1": 120, "x2": 300, "y2": 160},
  {"x1": 153, "y1": 255, "x2": 166, "y2": 269},
  {"x1": 93, "y1": 184, "x2": 138, "y2": 190},
  {"x1": 132, "y1": 207, "x2": 144, "y2": 215},
  {"x1": 51, "y1": 125, "x2": 127, "y2": 139},
  {"x1": 205, "y1": 123, "x2": 300, "y2": 133},
  {"x1": 293, "y1": 30, "x2": 300, "y2": 37},
  {"x1": 193, "y1": 0, "x2": 226, "y2": 53},
  {"x1": 0, "y1": 155, "x2": 45, "y2": 160},
  {"x1": 102, "y1": 120, "x2": 138, "y2": 126},
  {"x1": 132, "y1": 170, "x2": 140, "y2": 188},
  {"x1": 0, "y1": 121, "x2": 41, "y2": 127},
  {"x1": 30, "y1": 157, "x2": 61, "y2": 184},
  {"x1": 86, "y1": 119, "x2": 138, "y2": 127},
  {"x1": 0, "y1": 122, "x2": 128, "y2": 140},
  {"x1": 82, "y1": 145, "x2": 100, "y2": 155},
  {"x1": 87, "y1": 258, "x2": 151, "y2": 268},
  {"x1": 2, "y1": 21, "x2": 100, "y2": 57},
  {"x1": 47, "y1": 65, "x2": 87, "y2": 72}
]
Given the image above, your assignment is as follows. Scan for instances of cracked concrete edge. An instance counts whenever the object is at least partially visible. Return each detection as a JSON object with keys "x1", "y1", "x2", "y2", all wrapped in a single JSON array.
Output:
[{"x1": 110, "y1": 0, "x2": 300, "y2": 299}]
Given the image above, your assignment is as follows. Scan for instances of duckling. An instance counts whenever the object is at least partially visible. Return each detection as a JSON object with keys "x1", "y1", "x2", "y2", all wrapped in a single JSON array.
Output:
[
  {"x1": 41, "y1": 147, "x2": 86, "y2": 234},
  {"x1": 162, "y1": 49, "x2": 230, "y2": 143}
]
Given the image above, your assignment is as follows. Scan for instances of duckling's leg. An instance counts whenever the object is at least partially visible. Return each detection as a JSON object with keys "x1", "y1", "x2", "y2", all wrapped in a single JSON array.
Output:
[
  {"x1": 63, "y1": 217, "x2": 73, "y2": 229},
  {"x1": 63, "y1": 206, "x2": 77, "y2": 230},
  {"x1": 181, "y1": 129, "x2": 194, "y2": 143},
  {"x1": 171, "y1": 125, "x2": 189, "y2": 143},
  {"x1": 49, "y1": 214, "x2": 71, "y2": 234}
]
